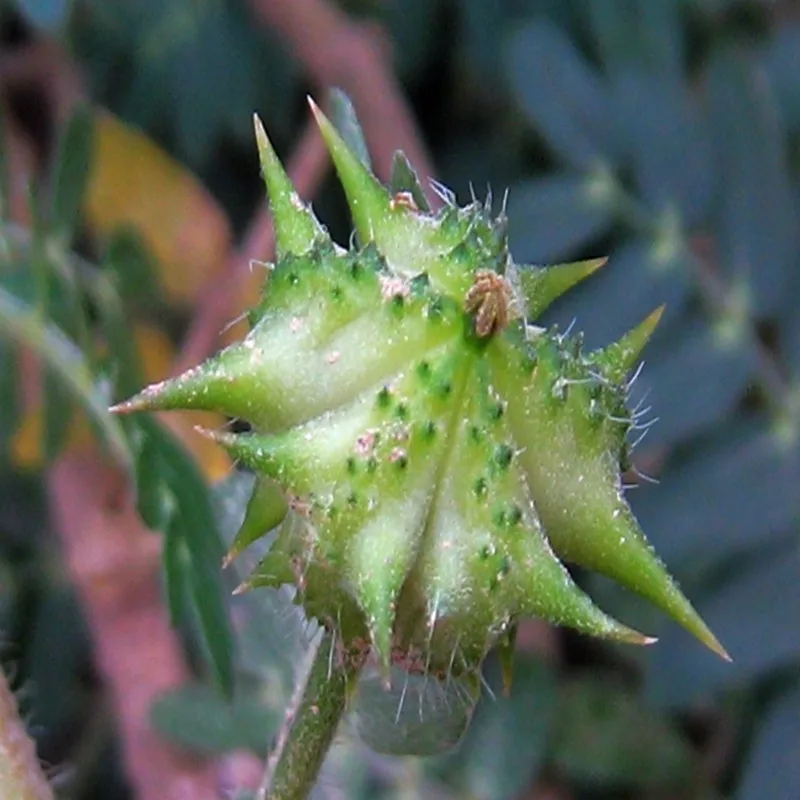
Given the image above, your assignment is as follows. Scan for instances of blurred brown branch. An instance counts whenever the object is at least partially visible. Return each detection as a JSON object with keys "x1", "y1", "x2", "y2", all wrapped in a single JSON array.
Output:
[
  {"x1": 47, "y1": 447, "x2": 221, "y2": 800},
  {"x1": 250, "y1": 0, "x2": 439, "y2": 206}
]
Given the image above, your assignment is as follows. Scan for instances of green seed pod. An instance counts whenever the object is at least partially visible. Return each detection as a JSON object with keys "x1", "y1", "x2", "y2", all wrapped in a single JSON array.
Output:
[{"x1": 114, "y1": 99, "x2": 728, "y2": 698}]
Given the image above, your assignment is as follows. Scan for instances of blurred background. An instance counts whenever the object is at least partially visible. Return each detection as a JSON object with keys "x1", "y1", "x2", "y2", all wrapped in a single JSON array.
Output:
[{"x1": 1, "y1": 0, "x2": 799, "y2": 798}]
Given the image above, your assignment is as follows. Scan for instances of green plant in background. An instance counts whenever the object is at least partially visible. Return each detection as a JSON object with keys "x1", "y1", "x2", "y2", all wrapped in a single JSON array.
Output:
[
  {"x1": 112, "y1": 95, "x2": 727, "y2": 798},
  {"x1": 2, "y1": 1, "x2": 800, "y2": 798}
]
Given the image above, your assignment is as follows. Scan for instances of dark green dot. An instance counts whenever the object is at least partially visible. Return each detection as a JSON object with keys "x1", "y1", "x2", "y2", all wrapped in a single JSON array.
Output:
[
  {"x1": 422, "y1": 420, "x2": 437, "y2": 439},
  {"x1": 507, "y1": 504, "x2": 522, "y2": 526},
  {"x1": 349, "y1": 260, "x2": 363, "y2": 278},
  {"x1": 330, "y1": 285, "x2": 343, "y2": 300},
  {"x1": 395, "y1": 402, "x2": 408, "y2": 420},
  {"x1": 439, "y1": 380, "x2": 452, "y2": 398},
  {"x1": 416, "y1": 360, "x2": 431, "y2": 380},
  {"x1": 345, "y1": 456, "x2": 357, "y2": 474},
  {"x1": 488, "y1": 401, "x2": 504, "y2": 421},
  {"x1": 366, "y1": 457, "x2": 378, "y2": 473},
  {"x1": 288, "y1": 272, "x2": 300, "y2": 285},
  {"x1": 427, "y1": 296, "x2": 444, "y2": 320},
  {"x1": 473, "y1": 476, "x2": 488, "y2": 497},
  {"x1": 479, "y1": 543, "x2": 495, "y2": 559},
  {"x1": 391, "y1": 293, "x2": 405, "y2": 311},
  {"x1": 469, "y1": 424, "x2": 483, "y2": 443},
  {"x1": 522, "y1": 354, "x2": 537, "y2": 374},
  {"x1": 494, "y1": 444, "x2": 514, "y2": 470},
  {"x1": 499, "y1": 555, "x2": 511, "y2": 576},
  {"x1": 347, "y1": 492, "x2": 359, "y2": 507},
  {"x1": 394, "y1": 454, "x2": 408, "y2": 469},
  {"x1": 376, "y1": 386, "x2": 392, "y2": 408},
  {"x1": 410, "y1": 272, "x2": 430, "y2": 294},
  {"x1": 492, "y1": 506, "x2": 507, "y2": 528}
]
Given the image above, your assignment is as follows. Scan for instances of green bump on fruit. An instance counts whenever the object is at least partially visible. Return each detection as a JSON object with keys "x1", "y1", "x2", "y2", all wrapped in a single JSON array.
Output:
[{"x1": 114, "y1": 98, "x2": 729, "y2": 711}]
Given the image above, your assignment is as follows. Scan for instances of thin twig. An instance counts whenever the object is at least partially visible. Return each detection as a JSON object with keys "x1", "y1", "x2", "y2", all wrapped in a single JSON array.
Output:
[{"x1": 256, "y1": 630, "x2": 366, "y2": 800}]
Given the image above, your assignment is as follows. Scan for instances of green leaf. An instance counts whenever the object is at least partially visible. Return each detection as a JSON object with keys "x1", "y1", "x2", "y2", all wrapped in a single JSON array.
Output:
[
  {"x1": 174, "y1": 504, "x2": 235, "y2": 696},
  {"x1": 101, "y1": 229, "x2": 159, "y2": 310},
  {"x1": 329, "y1": 88, "x2": 372, "y2": 171},
  {"x1": 48, "y1": 104, "x2": 94, "y2": 243},
  {"x1": 549, "y1": 673, "x2": 694, "y2": 789},
  {"x1": 646, "y1": 541, "x2": 800, "y2": 708},
  {"x1": 211, "y1": 473, "x2": 311, "y2": 690},
  {"x1": 92, "y1": 260, "x2": 143, "y2": 401},
  {"x1": 627, "y1": 310, "x2": 757, "y2": 449},
  {"x1": 633, "y1": 421, "x2": 800, "y2": 576},
  {"x1": 12, "y1": 0, "x2": 72, "y2": 31},
  {"x1": 384, "y1": 0, "x2": 439, "y2": 81},
  {"x1": 0, "y1": 283, "x2": 134, "y2": 477},
  {"x1": 145, "y1": 418, "x2": 234, "y2": 694},
  {"x1": 707, "y1": 44, "x2": 798, "y2": 316},
  {"x1": 738, "y1": 683, "x2": 800, "y2": 800},
  {"x1": 507, "y1": 20, "x2": 616, "y2": 169},
  {"x1": 151, "y1": 682, "x2": 279, "y2": 756},
  {"x1": 429, "y1": 654, "x2": 557, "y2": 799},
  {"x1": 608, "y1": 69, "x2": 713, "y2": 225},
  {"x1": 764, "y1": 23, "x2": 800, "y2": 131},
  {"x1": 24, "y1": 582, "x2": 91, "y2": 740},
  {"x1": 780, "y1": 291, "x2": 800, "y2": 376},
  {"x1": 389, "y1": 151, "x2": 429, "y2": 212},
  {"x1": 161, "y1": 524, "x2": 188, "y2": 628},
  {"x1": 352, "y1": 666, "x2": 480, "y2": 756},
  {"x1": 0, "y1": 340, "x2": 20, "y2": 454},
  {"x1": 133, "y1": 426, "x2": 175, "y2": 533},
  {"x1": 42, "y1": 364, "x2": 75, "y2": 461},
  {"x1": 507, "y1": 172, "x2": 616, "y2": 263},
  {"x1": 541, "y1": 237, "x2": 689, "y2": 350},
  {"x1": 587, "y1": 0, "x2": 683, "y2": 78},
  {"x1": 0, "y1": 105, "x2": 10, "y2": 220}
]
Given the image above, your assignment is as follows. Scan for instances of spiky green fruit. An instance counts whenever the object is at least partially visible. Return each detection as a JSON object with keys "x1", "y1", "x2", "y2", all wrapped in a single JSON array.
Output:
[{"x1": 114, "y1": 100, "x2": 728, "y2": 694}]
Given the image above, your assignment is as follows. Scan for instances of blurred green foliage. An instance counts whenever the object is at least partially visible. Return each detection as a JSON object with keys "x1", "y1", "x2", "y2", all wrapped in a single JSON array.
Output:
[{"x1": 1, "y1": 0, "x2": 799, "y2": 797}]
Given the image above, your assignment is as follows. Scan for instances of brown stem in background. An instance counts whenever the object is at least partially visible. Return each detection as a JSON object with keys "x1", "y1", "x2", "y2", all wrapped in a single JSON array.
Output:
[
  {"x1": 46, "y1": 447, "x2": 221, "y2": 800},
  {"x1": 250, "y1": 0, "x2": 439, "y2": 206}
]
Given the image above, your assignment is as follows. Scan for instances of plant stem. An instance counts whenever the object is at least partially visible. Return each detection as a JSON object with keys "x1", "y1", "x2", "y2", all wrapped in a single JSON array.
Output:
[
  {"x1": 257, "y1": 628, "x2": 365, "y2": 800},
  {"x1": 0, "y1": 666, "x2": 54, "y2": 800}
]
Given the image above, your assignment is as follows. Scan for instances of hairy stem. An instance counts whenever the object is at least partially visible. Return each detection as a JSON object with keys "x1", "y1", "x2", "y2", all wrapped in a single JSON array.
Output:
[
  {"x1": 258, "y1": 628, "x2": 365, "y2": 800},
  {"x1": 0, "y1": 666, "x2": 53, "y2": 800}
]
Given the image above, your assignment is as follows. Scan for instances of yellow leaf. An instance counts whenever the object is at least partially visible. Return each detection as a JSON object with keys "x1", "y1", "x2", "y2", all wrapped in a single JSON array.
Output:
[
  {"x1": 9, "y1": 406, "x2": 92, "y2": 471},
  {"x1": 84, "y1": 109, "x2": 231, "y2": 306}
]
